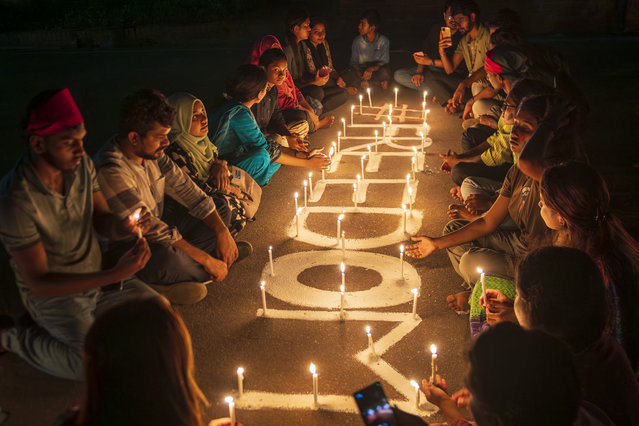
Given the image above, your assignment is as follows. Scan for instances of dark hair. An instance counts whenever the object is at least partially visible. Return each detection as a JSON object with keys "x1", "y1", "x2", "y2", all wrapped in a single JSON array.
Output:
[
  {"x1": 508, "y1": 78, "x2": 552, "y2": 107},
  {"x1": 225, "y1": 64, "x2": 267, "y2": 103},
  {"x1": 360, "y1": 9, "x2": 381, "y2": 30},
  {"x1": 79, "y1": 296, "x2": 208, "y2": 426},
  {"x1": 468, "y1": 322, "x2": 581, "y2": 426},
  {"x1": 486, "y1": 8, "x2": 523, "y2": 32},
  {"x1": 443, "y1": 0, "x2": 455, "y2": 14},
  {"x1": 540, "y1": 162, "x2": 639, "y2": 343},
  {"x1": 310, "y1": 16, "x2": 326, "y2": 29},
  {"x1": 449, "y1": 0, "x2": 480, "y2": 20},
  {"x1": 119, "y1": 88, "x2": 176, "y2": 137},
  {"x1": 516, "y1": 246, "x2": 609, "y2": 352},
  {"x1": 285, "y1": 8, "x2": 310, "y2": 80},
  {"x1": 259, "y1": 48, "x2": 288, "y2": 68},
  {"x1": 490, "y1": 28, "x2": 523, "y2": 47}
]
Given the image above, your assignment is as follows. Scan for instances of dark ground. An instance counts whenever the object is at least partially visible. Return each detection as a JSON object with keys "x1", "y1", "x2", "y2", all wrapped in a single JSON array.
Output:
[{"x1": 0, "y1": 18, "x2": 638, "y2": 426}]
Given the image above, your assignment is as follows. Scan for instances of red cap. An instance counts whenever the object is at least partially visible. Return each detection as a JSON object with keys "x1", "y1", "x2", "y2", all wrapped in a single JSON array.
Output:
[
  {"x1": 26, "y1": 88, "x2": 84, "y2": 136},
  {"x1": 484, "y1": 50, "x2": 503, "y2": 75}
]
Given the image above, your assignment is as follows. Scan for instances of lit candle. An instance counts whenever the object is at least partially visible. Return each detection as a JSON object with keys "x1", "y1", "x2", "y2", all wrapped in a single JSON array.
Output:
[
  {"x1": 410, "y1": 380, "x2": 420, "y2": 409},
  {"x1": 411, "y1": 156, "x2": 416, "y2": 181},
  {"x1": 341, "y1": 230, "x2": 346, "y2": 260},
  {"x1": 388, "y1": 114, "x2": 392, "y2": 126},
  {"x1": 350, "y1": 105, "x2": 354, "y2": 125},
  {"x1": 359, "y1": 94, "x2": 363, "y2": 113},
  {"x1": 420, "y1": 131, "x2": 425, "y2": 153},
  {"x1": 430, "y1": 344, "x2": 438, "y2": 382},
  {"x1": 422, "y1": 101, "x2": 426, "y2": 115},
  {"x1": 389, "y1": 104, "x2": 393, "y2": 117},
  {"x1": 322, "y1": 168, "x2": 325, "y2": 181},
  {"x1": 424, "y1": 109, "x2": 430, "y2": 122},
  {"x1": 356, "y1": 174, "x2": 361, "y2": 188},
  {"x1": 340, "y1": 284, "x2": 345, "y2": 317},
  {"x1": 400, "y1": 245, "x2": 405, "y2": 277},
  {"x1": 382, "y1": 121, "x2": 386, "y2": 139},
  {"x1": 394, "y1": 87, "x2": 398, "y2": 107},
  {"x1": 296, "y1": 207, "x2": 302, "y2": 236},
  {"x1": 341, "y1": 261, "x2": 345, "y2": 288},
  {"x1": 423, "y1": 90, "x2": 427, "y2": 104},
  {"x1": 402, "y1": 203, "x2": 407, "y2": 233},
  {"x1": 237, "y1": 367, "x2": 245, "y2": 398},
  {"x1": 260, "y1": 281, "x2": 267, "y2": 315},
  {"x1": 406, "y1": 173, "x2": 411, "y2": 186},
  {"x1": 310, "y1": 363, "x2": 318, "y2": 406},
  {"x1": 408, "y1": 187, "x2": 413, "y2": 215},
  {"x1": 374, "y1": 130, "x2": 378, "y2": 152},
  {"x1": 366, "y1": 325, "x2": 377, "y2": 356},
  {"x1": 477, "y1": 267, "x2": 487, "y2": 305},
  {"x1": 337, "y1": 131, "x2": 341, "y2": 152},
  {"x1": 331, "y1": 142, "x2": 336, "y2": 156},
  {"x1": 341, "y1": 117, "x2": 346, "y2": 135},
  {"x1": 308, "y1": 172, "x2": 313, "y2": 199},
  {"x1": 353, "y1": 183, "x2": 358, "y2": 208},
  {"x1": 303, "y1": 180, "x2": 308, "y2": 207},
  {"x1": 336, "y1": 213, "x2": 344, "y2": 241},
  {"x1": 360, "y1": 155, "x2": 366, "y2": 180},
  {"x1": 132, "y1": 210, "x2": 142, "y2": 239},
  {"x1": 367, "y1": 145, "x2": 372, "y2": 156},
  {"x1": 294, "y1": 192, "x2": 299, "y2": 212},
  {"x1": 268, "y1": 246, "x2": 274, "y2": 276},
  {"x1": 367, "y1": 87, "x2": 372, "y2": 107},
  {"x1": 225, "y1": 396, "x2": 236, "y2": 426},
  {"x1": 411, "y1": 288, "x2": 418, "y2": 319}
]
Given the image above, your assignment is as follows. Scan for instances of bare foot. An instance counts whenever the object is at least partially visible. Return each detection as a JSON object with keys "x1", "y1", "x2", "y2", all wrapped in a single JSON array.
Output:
[
  {"x1": 317, "y1": 115, "x2": 335, "y2": 129},
  {"x1": 380, "y1": 80, "x2": 389, "y2": 90},
  {"x1": 346, "y1": 86, "x2": 358, "y2": 95},
  {"x1": 449, "y1": 186, "x2": 463, "y2": 201},
  {"x1": 446, "y1": 291, "x2": 471, "y2": 312},
  {"x1": 465, "y1": 193, "x2": 495, "y2": 215},
  {"x1": 447, "y1": 204, "x2": 480, "y2": 221}
]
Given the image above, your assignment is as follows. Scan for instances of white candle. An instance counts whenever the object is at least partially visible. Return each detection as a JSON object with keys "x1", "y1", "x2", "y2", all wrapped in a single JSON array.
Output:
[
  {"x1": 411, "y1": 288, "x2": 418, "y2": 319},
  {"x1": 341, "y1": 118, "x2": 346, "y2": 135},
  {"x1": 341, "y1": 262, "x2": 345, "y2": 288},
  {"x1": 367, "y1": 145, "x2": 372, "y2": 156},
  {"x1": 408, "y1": 187, "x2": 413, "y2": 215},
  {"x1": 294, "y1": 192, "x2": 299, "y2": 212},
  {"x1": 423, "y1": 90, "x2": 427, "y2": 104},
  {"x1": 353, "y1": 183, "x2": 358, "y2": 208},
  {"x1": 382, "y1": 121, "x2": 386, "y2": 138},
  {"x1": 477, "y1": 267, "x2": 487, "y2": 304},
  {"x1": 303, "y1": 180, "x2": 308, "y2": 207},
  {"x1": 402, "y1": 203, "x2": 407, "y2": 233},
  {"x1": 310, "y1": 363, "x2": 318, "y2": 406},
  {"x1": 336, "y1": 213, "x2": 344, "y2": 241},
  {"x1": 374, "y1": 130, "x2": 378, "y2": 152},
  {"x1": 410, "y1": 380, "x2": 420, "y2": 409},
  {"x1": 366, "y1": 325, "x2": 376, "y2": 356},
  {"x1": 430, "y1": 344, "x2": 438, "y2": 382},
  {"x1": 400, "y1": 245, "x2": 405, "y2": 277},
  {"x1": 420, "y1": 131, "x2": 425, "y2": 153},
  {"x1": 237, "y1": 367, "x2": 244, "y2": 398},
  {"x1": 337, "y1": 131, "x2": 341, "y2": 152},
  {"x1": 225, "y1": 396, "x2": 236, "y2": 425},
  {"x1": 260, "y1": 281, "x2": 267, "y2": 315},
  {"x1": 406, "y1": 173, "x2": 411, "y2": 186},
  {"x1": 367, "y1": 87, "x2": 372, "y2": 107},
  {"x1": 424, "y1": 109, "x2": 430, "y2": 123},
  {"x1": 341, "y1": 231, "x2": 345, "y2": 260},
  {"x1": 356, "y1": 174, "x2": 361, "y2": 187},
  {"x1": 340, "y1": 284, "x2": 345, "y2": 317},
  {"x1": 308, "y1": 172, "x2": 313, "y2": 198},
  {"x1": 360, "y1": 155, "x2": 366, "y2": 180},
  {"x1": 359, "y1": 94, "x2": 363, "y2": 113},
  {"x1": 331, "y1": 142, "x2": 336, "y2": 156},
  {"x1": 394, "y1": 87, "x2": 398, "y2": 107},
  {"x1": 412, "y1": 156, "x2": 416, "y2": 181},
  {"x1": 389, "y1": 104, "x2": 393, "y2": 117},
  {"x1": 296, "y1": 207, "x2": 302, "y2": 236},
  {"x1": 388, "y1": 114, "x2": 392, "y2": 126},
  {"x1": 132, "y1": 211, "x2": 142, "y2": 239},
  {"x1": 322, "y1": 168, "x2": 325, "y2": 181},
  {"x1": 268, "y1": 246, "x2": 274, "y2": 276},
  {"x1": 350, "y1": 105, "x2": 354, "y2": 125}
]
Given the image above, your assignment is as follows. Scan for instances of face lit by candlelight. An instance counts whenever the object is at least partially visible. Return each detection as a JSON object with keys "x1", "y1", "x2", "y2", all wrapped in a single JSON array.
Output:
[
  {"x1": 538, "y1": 192, "x2": 565, "y2": 230},
  {"x1": 510, "y1": 108, "x2": 539, "y2": 154},
  {"x1": 358, "y1": 18, "x2": 375, "y2": 36},
  {"x1": 189, "y1": 100, "x2": 208, "y2": 137},
  {"x1": 309, "y1": 22, "x2": 326, "y2": 45},
  {"x1": 264, "y1": 58, "x2": 288, "y2": 87}
]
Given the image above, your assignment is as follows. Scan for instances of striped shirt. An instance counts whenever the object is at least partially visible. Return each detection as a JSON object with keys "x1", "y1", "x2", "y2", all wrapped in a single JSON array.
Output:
[{"x1": 95, "y1": 137, "x2": 216, "y2": 245}]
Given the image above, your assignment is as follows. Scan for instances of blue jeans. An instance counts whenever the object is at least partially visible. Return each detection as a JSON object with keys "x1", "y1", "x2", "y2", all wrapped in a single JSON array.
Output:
[
  {"x1": 1, "y1": 277, "x2": 156, "y2": 380},
  {"x1": 394, "y1": 66, "x2": 433, "y2": 91},
  {"x1": 394, "y1": 65, "x2": 465, "y2": 106}
]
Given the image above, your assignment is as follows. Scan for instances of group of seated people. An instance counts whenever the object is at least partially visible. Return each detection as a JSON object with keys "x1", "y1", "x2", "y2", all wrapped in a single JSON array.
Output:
[{"x1": 0, "y1": 0, "x2": 638, "y2": 425}]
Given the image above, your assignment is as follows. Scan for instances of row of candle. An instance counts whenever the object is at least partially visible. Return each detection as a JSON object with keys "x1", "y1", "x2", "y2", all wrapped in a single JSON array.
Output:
[
  {"x1": 225, "y1": 343, "x2": 439, "y2": 415},
  {"x1": 357, "y1": 88, "x2": 429, "y2": 112}
]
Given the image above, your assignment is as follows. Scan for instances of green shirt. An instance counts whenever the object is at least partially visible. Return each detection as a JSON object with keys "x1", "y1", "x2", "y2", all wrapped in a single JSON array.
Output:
[
  {"x1": 454, "y1": 24, "x2": 491, "y2": 75},
  {"x1": 481, "y1": 113, "x2": 514, "y2": 167}
]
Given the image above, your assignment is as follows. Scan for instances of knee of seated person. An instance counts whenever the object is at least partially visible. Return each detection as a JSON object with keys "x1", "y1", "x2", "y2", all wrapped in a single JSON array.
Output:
[
  {"x1": 443, "y1": 219, "x2": 467, "y2": 236},
  {"x1": 460, "y1": 177, "x2": 480, "y2": 199},
  {"x1": 458, "y1": 252, "x2": 481, "y2": 284},
  {"x1": 451, "y1": 164, "x2": 472, "y2": 186}
]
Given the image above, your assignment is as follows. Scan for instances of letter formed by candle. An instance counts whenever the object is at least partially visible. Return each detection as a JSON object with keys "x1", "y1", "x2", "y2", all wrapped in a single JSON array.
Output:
[
  {"x1": 237, "y1": 367, "x2": 245, "y2": 398},
  {"x1": 260, "y1": 281, "x2": 267, "y2": 315},
  {"x1": 225, "y1": 396, "x2": 236, "y2": 425},
  {"x1": 394, "y1": 87, "x2": 398, "y2": 107},
  {"x1": 429, "y1": 344, "x2": 438, "y2": 382},
  {"x1": 303, "y1": 180, "x2": 308, "y2": 207},
  {"x1": 340, "y1": 284, "x2": 345, "y2": 318},
  {"x1": 132, "y1": 210, "x2": 143, "y2": 239},
  {"x1": 400, "y1": 245, "x2": 405, "y2": 277},
  {"x1": 341, "y1": 231, "x2": 346, "y2": 261},
  {"x1": 350, "y1": 104, "x2": 354, "y2": 125},
  {"x1": 310, "y1": 363, "x2": 319, "y2": 406},
  {"x1": 296, "y1": 207, "x2": 302, "y2": 237},
  {"x1": 402, "y1": 203, "x2": 407, "y2": 234},
  {"x1": 359, "y1": 94, "x2": 363, "y2": 114},
  {"x1": 337, "y1": 131, "x2": 341, "y2": 152},
  {"x1": 374, "y1": 130, "x2": 379, "y2": 152},
  {"x1": 341, "y1": 117, "x2": 346, "y2": 135},
  {"x1": 341, "y1": 261, "x2": 346, "y2": 288},
  {"x1": 477, "y1": 267, "x2": 487, "y2": 307},
  {"x1": 294, "y1": 192, "x2": 299, "y2": 212},
  {"x1": 336, "y1": 213, "x2": 344, "y2": 242},
  {"x1": 366, "y1": 325, "x2": 377, "y2": 357},
  {"x1": 367, "y1": 87, "x2": 372, "y2": 107},
  {"x1": 353, "y1": 183, "x2": 358, "y2": 208},
  {"x1": 360, "y1": 155, "x2": 366, "y2": 180},
  {"x1": 410, "y1": 380, "x2": 420, "y2": 409},
  {"x1": 411, "y1": 288, "x2": 418, "y2": 319},
  {"x1": 308, "y1": 172, "x2": 314, "y2": 198},
  {"x1": 268, "y1": 246, "x2": 274, "y2": 276}
]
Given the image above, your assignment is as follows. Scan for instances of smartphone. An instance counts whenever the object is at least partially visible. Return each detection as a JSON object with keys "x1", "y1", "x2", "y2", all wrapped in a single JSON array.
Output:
[
  {"x1": 440, "y1": 26, "x2": 451, "y2": 39},
  {"x1": 353, "y1": 382, "x2": 398, "y2": 426}
]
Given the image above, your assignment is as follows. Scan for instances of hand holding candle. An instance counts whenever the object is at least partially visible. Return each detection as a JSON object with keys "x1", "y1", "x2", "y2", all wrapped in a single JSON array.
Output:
[
  {"x1": 430, "y1": 344, "x2": 438, "y2": 382},
  {"x1": 477, "y1": 267, "x2": 487, "y2": 306}
]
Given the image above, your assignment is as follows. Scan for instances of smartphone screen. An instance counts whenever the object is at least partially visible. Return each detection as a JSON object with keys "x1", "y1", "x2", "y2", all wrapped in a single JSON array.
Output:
[
  {"x1": 353, "y1": 382, "x2": 398, "y2": 426},
  {"x1": 441, "y1": 26, "x2": 451, "y2": 39}
]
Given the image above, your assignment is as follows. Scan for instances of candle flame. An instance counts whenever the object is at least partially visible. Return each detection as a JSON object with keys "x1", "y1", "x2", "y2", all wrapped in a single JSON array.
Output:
[
  {"x1": 353, "y1": 183, "x2": 357, "y2": 190},
  {"x1": 410, "y1": 380, "x2": 419, "y2": 389},
  {"x1": 430, "y1": 344, "x2": 437, "y2": 355},
  {"x1": 268, "y1": 246, "x2": 272, "y2": 251},
  {"x1": 303, "y1": 180, "x2": 307, "y2": 187},
  {"x1": 408, "y1": 187, "x2": 413, "y2": 195},
  {"x1": 351, "y1": 104, "x2": 354, "y2": 110},
  {"x1": 411, "y1": 288, "x2": 418, "y2": 295},
  {"x1": 338, "y1": 131, "x2": 341, "y2": 136},
  {"x1": 338, "y1": 213, "x2": 344, "y2": 221},
  {"x1": 367, "y1": 145, "x2": 371, "y2": 152},
  {"x1": 309, "y1": 363, "x2": 317, "y2": 374},
  {"x1": 329, "y1": 147, "x2": 334, "y2": 157},
  {"x1": 309, "y1": 172, "x2": 312, "y2": 178},
  {"x1": 394, "y1": 87, "x2": 398, "y2": 93},
  {"x1": 340, "y1": 284, "x2": 345, "y2": 294},
  {"x1": 133, "y1": 211, "x2": 140, "y2": 221},
  {"x1": 341, "y1": 118, "x2": 345, "y2": 123},
  {"x1": 361, "y1": 155, "x2": 366, "y2": 160},
  {"x1": 476, "y1": 267, "x2": 484, "y2": 274},
  {"x1": 366, "y1": 325, "x2": 371, "y2": 334},
  {"x1": 367, "y1": 88, "x2": 371, "y2": 93},
  {"x1": 420, "y1": 131, "x2": 424, "y2": 137},
  {"x1": 294, "y1": 192, "x2": 298, "y2": 199},
  {"x1": 341, "y1": 262, "x2": 345, "y2": 273},
  {"x1": 356, "y1": 174, "x2": 361, "y2": 181},
  {"x1": 413, "y1": 147, "x2": 417, "y2": 154},
  {"x1": 260, "y1": 280, "x2": 265, "y2": 289},
  {"x1": 402, "y1": 203, "x2": 406, "y2": 211},
  {"x1": 374, "y1": 130, "x2": 378, "y2": 136},
  {"x1": 296, "y1": 207, "x2": 303, "y2": 215},
  {"x1": 406, "y1": 173, "x2": 410, "y2": 181},
  {"x1": 237, "y1": 367, "x2": 244, "y2": 375},
  {"x1": 400, "y1": 244, "x2": 405, "y2": 253},
  {"x1": 225, "y1": 396, "x2": 234, "y2": 404},
  {"x1": 341, "y1": 230, "x2": 345, "y2": 237},
  {"x1": 359, "y1": 94, "x2": 363, "y2": 100}
]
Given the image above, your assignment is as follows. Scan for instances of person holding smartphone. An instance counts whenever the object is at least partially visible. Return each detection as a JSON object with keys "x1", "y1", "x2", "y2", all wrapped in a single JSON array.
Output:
[{"x1": 393, "y1": 0, "x2": 466, "y2": 104}]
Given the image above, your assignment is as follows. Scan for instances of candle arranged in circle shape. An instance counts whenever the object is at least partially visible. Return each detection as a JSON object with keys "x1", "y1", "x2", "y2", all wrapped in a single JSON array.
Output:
[
  {"x1": 225, "y1": 396, "x2": 236, "y2": 425},
  {"x1": 411, "y1": 288, "x2": 419, "y2": 319},
  {"x1": 430, "y1": 344, "x2": 438, "y2": 382},
  {"x1": 260, "y1": 281, "x2": 267, "y2": 314},
  {"x1": 310, "y1": 363, "x2": 318, "y2": 406},
  {"x1": 411, "y1": 156, "x2": 416, "y2": 180},
  {"x1": 359, "y1": 94, "x2": 363, "y2": 113},
  {"x1": 268, "y1": 246, "x2": 274, "y2": 276},
  {"x1": 408, "y1": 187, "x2": 413, "y2": 214},
  {"x1": 341, "y1": 262, "x2": 345, "y2": 288},
  {"x1": 394, "y1": 87, "x2": 398, "y2": 107},
  {"x1": 477, "y1": 267, "x2": 487, "y2": 305},
  {"x1": 424, "y1": 109, "x2": 430, "y2": 122},
  {"x1": 410, "y1": 379, "x2": 420, "y2": 409},
  {"x1": 367, "y1": 87, "x2": 372, "y2": 107},
  {"x1": 366, "y1": 325, "x2": 376, "y2": 356},
  {"x1": 303, "y1": 180, "x2": 308, "y2": 207},
  {"x1": 336, "y1": 213, "x2": 344, "y2": 241},
  {"x1": 350, "y1": 105, "x2": 354, "y2": 125},
  {"x1": 400, "y1": 245, "x2": 405, "y2": 277},
  {"x1": 237, "y1": 367, "x2": 244, "y2": 397}
]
